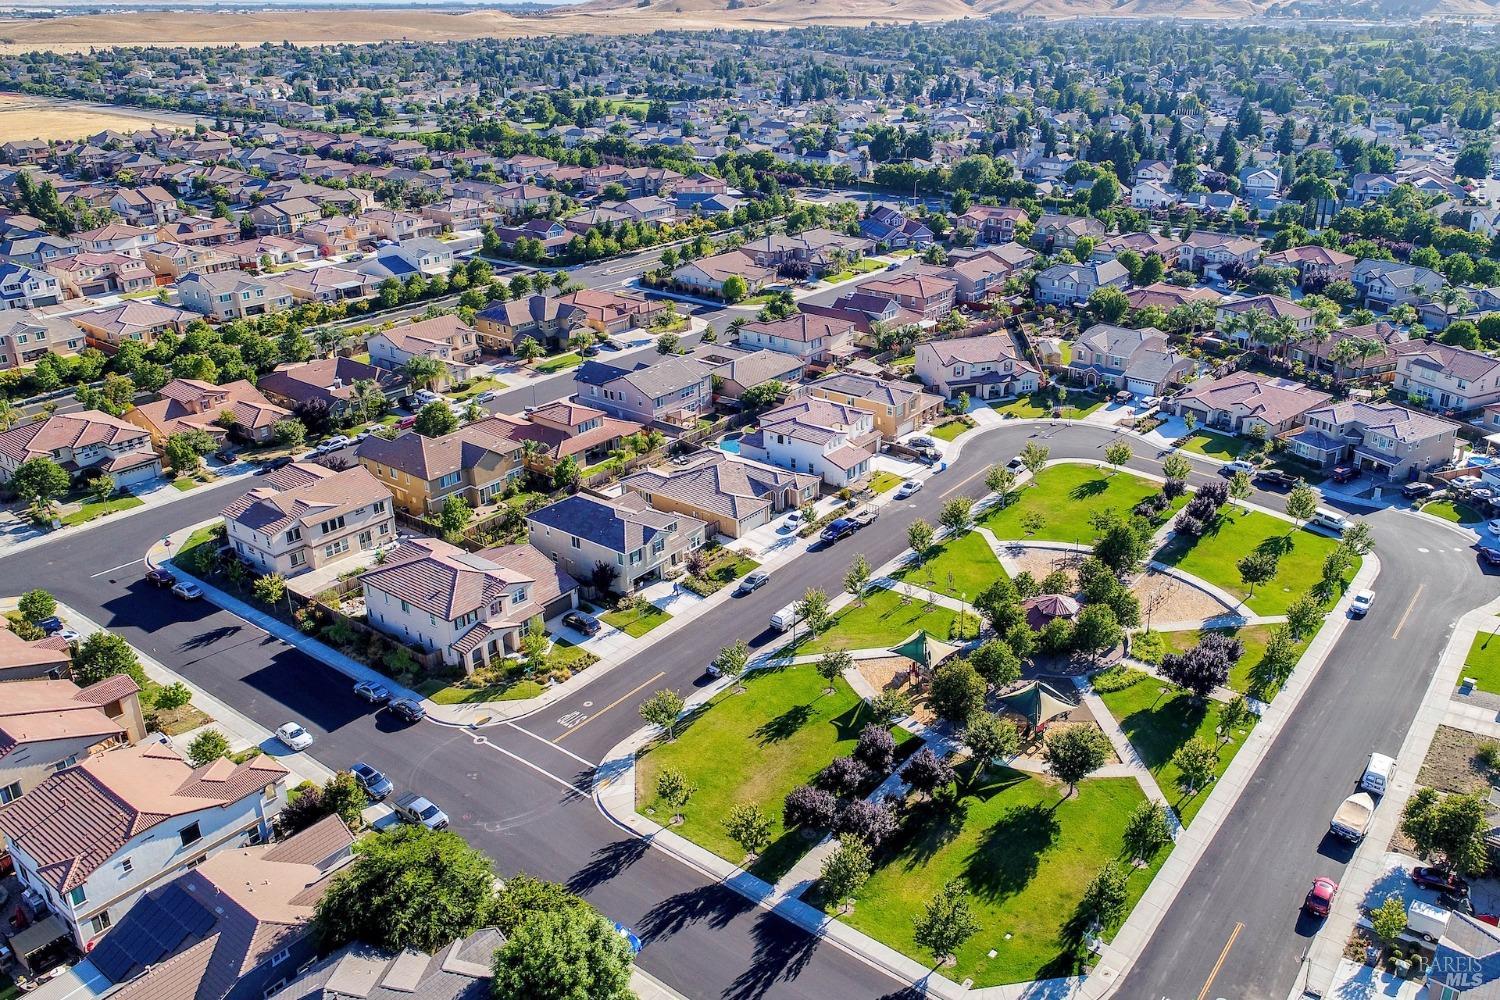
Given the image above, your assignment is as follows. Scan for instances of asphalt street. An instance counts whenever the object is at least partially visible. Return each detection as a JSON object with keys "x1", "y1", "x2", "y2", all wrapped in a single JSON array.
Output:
[{"x1": 9, "y1": 420, "x2": 1488, "y2": 1000}]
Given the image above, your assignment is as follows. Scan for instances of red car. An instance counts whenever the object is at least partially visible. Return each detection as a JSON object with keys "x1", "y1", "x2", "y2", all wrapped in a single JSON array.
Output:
[
  {"x1": 1412, "y1": 866, "x2": 1470, "y2": 898},
  {"x1": 1304, "y1": 877, "x2": 1338, "y2": 918}
]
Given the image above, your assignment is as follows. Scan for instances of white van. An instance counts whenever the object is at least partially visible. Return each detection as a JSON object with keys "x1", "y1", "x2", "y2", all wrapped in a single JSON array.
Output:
[
  {"x1": 769, "y1": 602, "x2": 800, "y2": 632},
  {"x1": 1310, "y1": 507, "x2": 1350, "y2": 535},
  {"x1": 1360, "y1": 752, "x2": 1395, "y2": 795}
]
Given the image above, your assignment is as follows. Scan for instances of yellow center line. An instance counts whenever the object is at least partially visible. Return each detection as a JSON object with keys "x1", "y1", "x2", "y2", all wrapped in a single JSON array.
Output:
[
  {"x1": 556, "y1": 670, "x2": 667, "y2": 742},
  {"x1": 1392, "y1": 583, "x2": 1424, "y2": 640},
  {"x1": 940, "y1": 466, "x2": 988, "y2": 499},
  {"x1": 1196, "y1": 922, "x2": 1243, "y2": 1000}
]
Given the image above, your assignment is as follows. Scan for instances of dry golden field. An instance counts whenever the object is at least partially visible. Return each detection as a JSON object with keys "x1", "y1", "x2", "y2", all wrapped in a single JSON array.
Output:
[{"x1": 0, "y1": 93, "x2": 188, "y2": 140}]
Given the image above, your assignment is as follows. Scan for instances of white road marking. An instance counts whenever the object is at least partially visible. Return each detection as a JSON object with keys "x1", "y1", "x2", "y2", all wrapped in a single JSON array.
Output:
[
  {"x1": 91, "y1": 559, "x2": 142, "y2": 578},
  {"x1": 556, "y1": 711, "x2": 586, "y2": 728},
  {"x1": 504, "y1": 721, "x2": 596, "y2": 767},
  {"x1": 1417, "y1": 547, "x2": 1430, "y2": 553},
  {"x1": 469, "y1": 734, "x2": 586, "y2": 795}
]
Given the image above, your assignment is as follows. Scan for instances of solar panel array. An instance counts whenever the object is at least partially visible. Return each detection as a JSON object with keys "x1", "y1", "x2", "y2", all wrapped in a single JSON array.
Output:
[{"x1": 90, "y1": 883, "x2": 216, "y2": 983}]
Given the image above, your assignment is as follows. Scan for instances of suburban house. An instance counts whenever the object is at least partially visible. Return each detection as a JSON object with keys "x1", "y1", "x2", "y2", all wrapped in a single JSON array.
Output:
[
  {"x1": 256, "y1": 357, "x2": 408, "y2": 419},
  {"x1": 1172, "y1": 372, "x2": 1333, "y2": 437},
  {"x1": 1264, "y1": 245, "x2": 1356, "y2": 286},
  {"x1": 859, "y1": 205, "x2": 934, "y2": 249},
  {"x1": 937, "y1": 245, "x2": 1036, "y2": 303},
  {"x1": 526, "y1": 492, "x2": 707, "y2": 595},
  {"x1": 955, "y1": 205, "x2": 1028, "y2": 244},
  {"x1": 1215, "y1": 294, "x2": 1316, "y2": 344},
  {"x1": 1032, "y1": 214, "x2": 1105, "y2": 250},
  {"x1": 858, "y1": 273, "x2": 958, "y2": 320},
  {"x1": 220, "y1": 463, "x2": 395, "y2": 577},
  {"x1": 262, "y1": 926, "x2": 499, "y2": 1000},
  {"x1": 0, "y1": 410, "x2": 162, "y2": 490},
  {"x1": 1177, "y1": 232, "x2": 1263, "y2": 279},
  {"x1": 0, "y1": 676, "x2": 144, "y2": 808},
  {"x1": 1288, "y1": 400, "x2": 1457, "y2": 480},
  {"x1": 0, "y1": 262, "x2": 63, "y2": 311},
  {"x1": 69, "y1": 301, "x2": 194, "y2": 350},
  {"x1": 1290, "y1": 321, "x2": 1407, "y2": 378},
  {"x1": 738, "y1": 229, "x2": 874, "y2": 276},
  {"x1": 620, "y1": 450, "x2": 819, "y2": 539},
  {"x1": 736, "y1": 313, "x2": 856, "y2": 365},
  {"x1": 474, "y1": 294, "x2": 584, "y2": 354},
  {"x1": 176, "y1": 271, "x2": 294, "y2": 321},
  {"x1": 0, "y1": 742, "x2": 288, "y2": 950},
  {"x1": 572, "y1": 356, "x2": 716, "y2": 428},
  {"x1": 1425, "y1": 911, "x2": 1500, "y2": 999},
  {"x1": 1068, "y1": 324, "x2": 1197, "y2": 396},
  {"x1": 356, "y1": 420, "x2": 524, "y2": 516},
  {"x1": 0, "y1": 310, "x2": 87, "y2": 370},
  {"x1": 1392, "y1": 340, "x2": 1500, "y2": 413},
  {"x1": 1125, "y1": 282, "x2": 1221, "y2": 312},
  {"x1": 1034, "y1": 259, "x2": 1130, "y2": 307},
  {"x1": 739, "y1": 397, "x2": 879, "y2": 487},
  {"x1": 367, "y1": 315, "x2": 481, "y2": 385},
  {"x1": 0, "y1": 627, "x2": 72, "y2": 683},
  {"x1": 126, "y1": 378, "x2": 290, "y2": 447},
  {"x1": 807, "y1": 371, "x2": 944, "y2": 440},
  {"x1": 669, "y1": 250, "x2": 775, "y2": 299},
  {"x1": 277, "y1": 266, "x2": 378, "y2": 306},
  {"x1": 484, "y1": 400, "x2": 640, "y2": 473},
  {"x1": 915, "y1": 333, "x2": 1041, "y2": 401},
  {"x1": 142, "y1": 243, "x2": 237, "y2": 281},
  {"x1": 553, "y1": 288, "x2": 664, "y2": 335},
  {"x1": 41, "y1": 815, "x2": 354, "y2": 1000},
  {"x1": 1352, "y1": 259, "x2": 1447, "y2": 310},
  {"x1": 46, "y1": 253, "x2": 154, "y2": 299},
  {"x1": 361, "y1": 537, "x2": 577, "y2": 672}
]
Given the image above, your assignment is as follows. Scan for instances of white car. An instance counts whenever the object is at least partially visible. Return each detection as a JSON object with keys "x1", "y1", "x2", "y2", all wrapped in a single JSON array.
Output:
[
  {"x1": 1221, "y1": 460, "x2": 1258, "y2": 477},
  {"x1": 474, "y1": 389, "x2": 502, "y2": 404},
  {"x1": 780, "y1": 511, "x2": 803, "y2": 533},
  {"x1": 414, "y1": 389, "x2": 442, "y2": 406},
  {"x1": 1487, "y1": 520, "x2": 1500, "y2": 536},
  {"x1": 1350, "y1": 590, "x2": 1375, "y2": 617},
  {"x1": 276, "y1": 722, "x2": 315, "y2": 751},
  {"x1": 895, "y1": 479, "x2": 923, "y2": 498},
  {"x1": 315, "y1": 435, "x2": 351, "y2": 454}
]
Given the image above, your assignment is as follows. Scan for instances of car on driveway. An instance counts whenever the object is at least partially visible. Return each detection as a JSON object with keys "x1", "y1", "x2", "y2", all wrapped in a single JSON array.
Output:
[
  {"x1": 736, "y1": 570, "x2": 769, "y2": 595},
  {"x1": 1412, "y1": 866, "x2": 1470, "y2": 897},
  {"x1": 171, "y1": 581, "x2": 203, "y2": 600},
  {"x1": 1303, "y1": 877, "x2": 1338, "y2": 918},
  {"x1": 1350, "y1": 590, "x2": 1374, "y2": 617},
  {"x1": 895, "y1": 479, "x2": 923, "y2": 499},
  {"x1": 354, "y1": 679, "x2": 392, "y2": 704},
  {"x1": 909, "y1": 435, "x2": 936, "y2": 450},
  {"x1": 1331, "y1": 465, "x2": 1361, "y2": 484},
  {"x1": 36, "y1": 616, "x2": 64, "y2": 634},
  {"x1": 389, "y1": 698, "x2": 426, "y2": 723},
  {"x1": 350, "y1": 761, "x2": 393, "y2": 801},
  {"x1": 780, "y1": 511, "x2": 803, "y2": 533},
  {"x1": 276, "y1": 722, "x2": 315, "y2": 751},
  {"x1": 146, "y1": 568, "x2": 177, "y2": 588},
  {"x1": 1487, "y1": 520, "x2": 1500, "y2": 536},
  {"x1": 562, "y1": 611, "x2": 601, "y2": 636},
  {"x1": 1403, "y1": 481, "x2": 1438, "y2": 501},
  {"x1": 1218, "y1": 460, "x2": 1257, "y2": 478},
  {"x1": 55, "y1": 629, "x2": 80, "y2": 643},
  {"x1": 1254, "y1": 470, "x2": 1299, "y2": 490}
]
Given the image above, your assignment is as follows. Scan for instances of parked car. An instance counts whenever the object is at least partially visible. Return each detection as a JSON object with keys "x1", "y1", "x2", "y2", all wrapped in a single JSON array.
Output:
[
  {"x1": 1331, "y1": 465, "x2": 1361, "y2": 484},
  {"x1": 895, "y1": 479, "x2": 923, "y2": 499},
  {"x1": 315, "y1": 435, "x2": 351, "y2": 454},
  {"x1": 258, "y1": 455, "x2": 293, "y2": 470},
  {"x1": 171, "y1": 581, "x2": 203, "y2": 600},
  {"x1": 389, "y1": 698, "x2": 426, "y2": 723},
  {"x1": 350, "y1": 761, "x2": 393, "y2": 800},
  {"x1": 213, "y1": 447, "x2": 235, "y2": 463},
  {"x1": 55, "y1": 629, "x2": 80, "y2": 643},
  {"x1": 146, "y1": 567, "x2": 177, "y2": 588},
  {"x1": 780, "y1": 511, "x2": 803, "y2": 533},
  {"x1": 1350, "y1": 590, "x2": 1374, "y2": 617},
  {"x1": 563, "y1": 610, "x2": 601, "y2": 636},
  {"x1": 1403, "y1": 481, "x2": 1438, "y2": 500},
  {"x1": 1303, "y1": 877, "x2": 1338, "y2": 918},
  {"x1": 474, "y1": 389, "x2": 502, "y2": 403},
  {"x1": 393, "y1": 791, "x2": 448, "y2": 830},
  {"x1": 909, "y1": 435, "x2": 936, "y2": 450},
  {"x1": 1254, "y1": 470, "x2": 1298, "y2": 490},
  {"x1": 1218, "y1": 460, "x2": 1257, "y2": 478},
  {"x1": 397, "y1": 415, "x2": 419, "y2": 429},
  {"x1": 1487, "y1": 519, "x2": 1500, "y2": 536},
  {"x1": 275, "y1": 722, "x2": 315, "y2": 751},
  {"x1": 414, "y1": 389, "x2": 442, "y2": 406},
  {"x1": 582, "y1": 345, "x2": 600, "y2": 357},
  {"x1": 736, "y1": 570, "x2": 770, "y2": 595},
  {"x1": 1412, "y1": 866, "x2": 1470, "y2": 897},
  {"x1": 35, "y1": 616, "x2": 63, "y2": 634},
  {"x1": 1481, "y1": 546, "x2": 1500, "y2": 567},
  {"x1": 354, "y1": 679, "x2": 392, "y2": 704},
  {"x1": 1006, "y1": 455, "x2": 1026, "y2": 471}
]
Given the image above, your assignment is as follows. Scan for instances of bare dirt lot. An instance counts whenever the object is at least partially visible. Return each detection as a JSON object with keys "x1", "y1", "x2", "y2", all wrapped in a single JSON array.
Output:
[
  {"x1": 1416, "y1": 724, "x2": 1500, "y2": 796},
  {"x1": 0, "y1": 94, "x2": 189, "y2": 140}
]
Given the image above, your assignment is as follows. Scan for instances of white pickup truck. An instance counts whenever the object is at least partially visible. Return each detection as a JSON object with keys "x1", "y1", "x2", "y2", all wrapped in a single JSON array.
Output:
[
  {"x1": 1330, "y1": 791, "x2": 1376, "y2": 841},
  {"x1": 394, "y1": 792, "x2": 450, "y2": 831}
]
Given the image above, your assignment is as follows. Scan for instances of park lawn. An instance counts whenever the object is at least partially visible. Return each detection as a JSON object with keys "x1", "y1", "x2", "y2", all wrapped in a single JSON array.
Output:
[
  {"x1": 799, "y1": 586, "x2": 976, "y2": 654},
  {"x1": 1158, "y1": 507, "x2": 1348, "y2": 616},
  {"x1": 837, "y1": 769, "x2": 1164, "y2": 986},
  {"x1": 930, "y1": 419, "x2": 971, "y2": 442},
  {"x1": 982, "y1": 464, "x2": 1172, "y2": 543},
  {"x1": 60, "y1": 494, "x2": 143, "y2": 526},
  {"x1": 1461, "y1": 632, "x2": 1500, "y2": 692},
  {"x1": 1156, "y1": 624, "x2": 1306, "y2": 699},
  {"x1": 602, "y1": 603, "x2": 673, "y2": 637},
  {"x1": 868, "y1": 471, "x2": 903, "y2": 494},
  {"x1": 989, "y1": 390, "x2": 1104, "y2": 420},
  {"x1": 1097, "y1": 670, "x2": 1255, "y2": 827},
  {"x1": 636, "y1": 663, "x2": 911, "y2": 881},
  {"x1": 1176, "y1": 430, "x2": 1248, "y2": 460},
  {"x1": 1423, "y1": 499, "x2": 1483, "y2": 524},
  {"x1": 894, "y1": 530, "x2": 1006, "y2": 600}
]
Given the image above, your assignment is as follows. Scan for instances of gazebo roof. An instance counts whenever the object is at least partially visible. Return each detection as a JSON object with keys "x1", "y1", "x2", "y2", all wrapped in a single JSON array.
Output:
[
  {"x1": 996, "y1": 680, "x2": 1077, "y2": 727},
  {"x1": 889, "y1": 629, "x2": 962, "y2": 670}
]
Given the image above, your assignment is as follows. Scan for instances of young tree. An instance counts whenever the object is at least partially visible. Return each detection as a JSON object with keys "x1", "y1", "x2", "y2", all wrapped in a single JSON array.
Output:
[
  {"x1": 272, "y1": 418, "x2": 307, "y2": 448},
  {"x1": 1228, "y1": 470, "x2": 1253, "y2": 504},
  {"x1": 1019, "y1": 442, "x2": 1050, "y2": 480},
  {"x1": 817, "y1": 648, "x2": 853, "y2": 693},
  {"x1": 1369, "y1": 893, "x2": 1409, "y2": 950},
  {"x1": 907, "y1": 518, "x2": 935, "y2": 561},
  {"x1": 867, "y1": 689, "x2": 914, "y2": 726},
  {"x1": 492, "y1": 907, "x2": 634, "y2": 1000},
  {"x1": 1217, "y1": 695, "x2": 1253, "y2": 746},
  {"x1": 1162, "y1": 453, "x2": 1192, "y2": 485},
  {"x1": 1104, "y1": 441, "x2": 1132, "y2": 474},
  {"x1": 819, "y1": 839, "x2": 873, "y2": 914},
  {"x1": 985, "y1": 465, "x2": 1018, "y2": 504},
  {"x1": 11, "y1": 456, "x2": 70, "y2": 505},
  {"x1": 1285, "y1": 592, "x2": 1323, "y2": 642},
  {"x1": 439, "y1": 494, "x2": 473, "y2": 539},
  {"x1": 164, "y1": 431, "x2": 210, "y2": 474},
  {"x1": 1402, "y1": 788, "x2": 1491, "y2": 876},
  {"x1": 1285, "y1": 482, "x2": 1318, "y2": 527},
  {"x1": 1172, "y1": 736, "x2": 1220, "y2": 797},
  {"x1": 187, "y1": 728, "x2": 231, "y2": 767},
  {"x1": 938, "y1": 496, "x2": 974, "y2": 534},
  {"x1": 927, "y1": 658, "x2": 988, "y2": 726},
  {"x1": 414, "y1": 400, "x2": 458, "y2": 437},
  {"x1": 86, "y1": 474, "x2": 116, "y2": 504},
  {"x1": 1237, "y1": 550, "x2": 1279, "y2": 597},
  {"x1": 17, "y1": 589, "x2": 55, "y2": 624},
  {"x1": 72, "y1": 630, "x2": 146, "y2": 686},
  {"x1": 319, "y1": 771, "x2": 369, "y2": 831},
  {"x1": 638, "y1": 688, "x2": 685, "y2": 740},
  {"x1": 843, "y1": 553, "x2": 871, "y2": 605},
  {"x1": 723, "y1": 803, "x2": 773, "y2": 860},
  {"x1": 712, "y1": 639, "x2": 750, "y2": 685},
  {"x1": 961, "y1": 712, "x2": 1020, "y2": 778},
  {"x1": 1122, "y1": 801, "x2": 1173, "y2": 863},
  {"x1": 1159, "y1": 632, "x2": 1242, "y2": 700},
  {"x1": 1077, "y1": 863, "x2": 1130, "y2": 929},
  {"x1": 721, "y1": 274, "x2": 748, "y2": 303},
  {"x1": 913, "y1": 878, "x2": 979, "y2": 966},
  {"x1": 1342, "y1": 520, "x2": 1376, "y2": 556},
  {"x1": 1095, "y1": 520, "x2": 1148, "y2": 575},
  {"x1": 655, "y1": 767, "x2": 692, "y2": 820},
  {"x1": 796, "y1": 587, "x2": 831, "y2": 635},
  {"x1": 1044, "y1": 725, "x2": 1112, "y2": 797},
  {"x1": 783, "y1": 784, "x2": 839, "y2": 831},
  {"x1": 253, "y1": 573, "x2": 287, "y2": 606}
]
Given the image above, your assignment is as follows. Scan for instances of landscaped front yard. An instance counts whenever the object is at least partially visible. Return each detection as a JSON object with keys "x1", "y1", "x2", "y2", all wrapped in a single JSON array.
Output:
[
  {"x1": 1158, "y1": 507, "x2": 1348, "y2": 616},
  {"x1": 838, "y1": 768, "x2": 1163, "y2": 986},
  {"x1": 930, "y1": 418, "x2": 971, "y2": 442},
  {"x1": 602, "y1": 602, "x2": 673, "y2": 637},
  {"x1": 1175, "y1": 430, "x2": 1248, "y2": 460},
  {"x1": 1097, "y1": 670, "x2": 1255, "y2": 827},
  {"x1": 981, "y1": 464, "x2": 1174, "y2": 544},
  {"x1": 894, "y1": 529, "x2": 1006, "y2": 600},
  {"x1": 868, "y1": 471, "x2": 903, "y2": 494},
  {"x1": 799, "y1": 586, "x2": 976, "y2": 653},
  {"x1": 989, "y1": 390, "x2": 1104, "y2": 420},
  {"x1": 536, "y1": 351, "x2": 583, "y2": 374},
  {"x1": 1461, "y1": 631, "x2": 1500, "y2": 692},
  {"x1": 1423, "y1": 499, "x2": 1483, "y2": 525},
  {"x1": 636, "y1": 662, "x2": 911, "y2": 881},
  {"x1": 60, "y1": 494, "x2": 143, "y2": 526}
]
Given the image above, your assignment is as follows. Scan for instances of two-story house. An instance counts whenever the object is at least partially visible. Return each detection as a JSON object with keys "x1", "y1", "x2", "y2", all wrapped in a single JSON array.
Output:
[
  {"x1": 526, "y1": 492, "x2": 706, "y2": 596},
  {"x1": 1068, "y1": 323, "x2": 1198, "y2": 396},
  {"x1": 362, "y1": 537, "x2": 577, "y2": 672},
  {"x1": 1392, "y1": 340, "x2": 1500, "y2": 413},
  {"x1": 1172, "y1": 372, "x2": 1333, "y2": 437},
  {"x1": 220, "y1": 463, "x2": 395, "y2": 577},
  {"x1": 1215, "y1": 294, "x2": 1316, "y2": 345},
  {"x1": 572, "y1": 356, "x2": 716, "y2": 428},
  {"x1": 46, "y1": 253, "x2": 153, "y2": 300},
  {"x1": 0, "y1": 742, "x2": 287, "y2": 950},
  {"x1": 955, "y1": 205, "x2": 1029, "y2": 244},
  {"x1": 69, "y1": 301, "x2": 193, "y2": 350},
  {"x1": 936, "y1": 245, "x2": 1036, "y2": 303},
  {"x1": 1177, "y1": 231, "x2": 1263, "y2": 279},
  {"x1": 483, "y1": 400, "x2": 640, "y2": 473},
  {"x1": 366, "y1": 315, "x2": 481, "y2": 386},
  {"x1": 256, "y1": 357, "x2": 408, "y2": 421},
  {"x1": 177, "y1": 271, "x2": 294, "y2": 321},
  {"x1": 1263, "y1": 245, "x2": 1356, "y2": 287},
  {"x1": 915, "y1": 333, "x2": 1040, "y2": 402},
  {"x1": 737, "y1": 314, "x2": 856, "y2": 366},
  {"x1": 1032, "y1": 214, "x2": 1105, "y2": 251},
  {"x1": 739, "y1": 397, "x2": 879, "y2": 487},
  {"x1": 620, "y1": 451, "x2": 819, "y2": 539},
  {"x1": 473, "y1": 294, "x2": 584, "y2": 354},
  {"x1": 127, "y1": 378, "x2": 290, "y2": 447},
  {"x1": 0, "y1": 628, "x2": 73, "y2": 684},
  {"x1": 858, "y1": 205, "x2": 934, "y2": 249},
  {"x1": 0, "y1": 310, "x2": 87, "y2": 370},
  {"x1": 0, "y1": 675, "x2": 144, "y2": 809},
  {"x1": 1033, "y1": 259, "x2": 1130, "y2": 307},
  {"x1": 806, "y1": 371, "x2": 944, "y2": 440},
  {"x1": 0, "y1": 262, "x2": 63, "y2": 311},
  {"x1": 857, "y1": 273, "x2": 958, "y2": 320},
  {"x1": 355, "y1": 419, "x2": 524, "y2": 516},
  {"x1": 1288, "y1": 400, "x2": 1457, "y2": 480},
  {"x1": 0, "y1": 410, "x2": 162, "y2": 490},
  {"x1": 1352, "y1": 259, "x2": 1448, "y2": 310}
]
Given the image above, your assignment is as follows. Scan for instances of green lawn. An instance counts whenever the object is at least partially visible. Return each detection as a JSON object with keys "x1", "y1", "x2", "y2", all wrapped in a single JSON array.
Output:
[
  {"x1": 636, "y1": 663, "x2": 910, "y2": 881},
  {"x1": 1461, "y1": 632, "x2": 1500, "y2": 692},
  {"x1": 1097, "y1": 670, "x2": 1255, "y2": 826},
  {"x1": 536, "y1": 352, "x2": 583, "y2": 374},
  {"x1": 60, "y1": 494, "x2": 144, "y2": 526},
  {"x1": 1158, "y1": 507, "x2": 1349, "y2": 616},
  {"x1": 868, "y1": 471, "x2": 903, "y2": 494},
  {"x1": 799, "y1": 586, "x2": 976, "y2": 653},
  {"x1": 838, "y1": 768, "x2": 1163, "y2": 986},
  {"x1": 989, "y1": 390, "x2": 1104, "y2": 420},
  {"x1": 602, "y1": 603, "x2": 673, "y2": 637},
  {"x1": 1155, "y1": 624, "x2": 1305, "y2": 699},
  {"x1": 450, "y1": 377, "x2": 507, "y2": 401},
  {"x1": 821, "y1": 259, "x2": 884, "y2": 284},
  {"x1": 174, "y1": 524, "x2": 222, "y2": 575},
  {"x1": 684, "y1": 549, "x2": 762, "y2": 596},
  {"x1": 982, "y1": 464, "x2": 1175, "y2": 544},
  {"x1": 1423, "y1": 499, "x2": 1483, "y2": 524},
  {"x1": 894, "y1": 530, "x2": 1006, "y2": 600},
  {"x1": 418, "y1": 677, "x2": 546, "y2": 705},
  {"x1": 1176, "y1": 430, "x2": 1248, "y2": 460},
  {"x1": 930, "y1": 419, "x2": 971, "y2": 442},
  {"x1": 171, "y1": 477, "x2": 200, "y2": 492}
]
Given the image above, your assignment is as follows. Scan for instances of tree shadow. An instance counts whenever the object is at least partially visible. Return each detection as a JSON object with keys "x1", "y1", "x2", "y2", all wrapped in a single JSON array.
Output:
[
  {"x1": 1256, "y1": 535, "x2": 1294, "y2": 558},
  {"x1": 1069, "y1": 479, "x2": 1109, "y2": 501},
  {"x1": 753, "y1": 702, "x2": 814, "y2": 746},
  {"x1": 564, "y1": 837, "x2": 648, "y2": 895},
  {"x1": 720, "y1": 909, "x2": 821, "y2": 1000},
  {"x1": 637, "y1": 882, "x2": 755, "y2": 943},
  {"x1": 963, "y1": 799, "x2": 1061, "y2": 900},
  {"x1": 892, "y1": 795, "x2": 972, "y2": 872},
  {"x1": 1115, "y1": 694, "x2": 1206, "y2": 773},
  {"x1": 177, "y1": 624, "x2": 245, "y2": 650}
]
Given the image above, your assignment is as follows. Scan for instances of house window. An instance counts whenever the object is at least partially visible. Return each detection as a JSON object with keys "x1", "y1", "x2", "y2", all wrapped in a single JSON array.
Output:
[
  {"x1": 570, "y1": 537, "x2": 581, "y2": 549},
  {"x1": 285, "y1": 527, "x2": 302, "y2": 543},
  {"x1": 89, "y1": 912, "x2": 112, "y2": 935},
  {"x1": 290, "y1": 551, "x2": 305, "y2": 567},
  {"x1": 318, "y1": 516, "x2": 346, "y2": 534},
  {"x1": 270, "y1": 948, "x2": 292, "y2": 967},
  {"x1": 180, "y1": 821, "x2": 202, "y2": 846},
  {"x1": 120, "y1": 857, "x2": 132, "y2": 875},
  {"x1": 68, "y1": 886, "x2": 87, "y2": 907},
  {"x1": 0, "y1": 781, "x2": 22, "y2": 804},
  {"x1": 324, "y1": 538, "x2": 350, "y2": 558}
]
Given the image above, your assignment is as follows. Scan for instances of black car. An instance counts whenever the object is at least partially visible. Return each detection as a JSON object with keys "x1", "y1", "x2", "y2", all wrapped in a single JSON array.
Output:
[
  {"x1": 389, "y1": 698, "x2": 427, "y2": 723},
  {"x1": 1480, "y1": 546, "x2": 1500, "y2": 567},
  {"x1": 582, "y1": 345, "x2": 600, "y2": 357},
  {"x1": 1402, "y1": 481, "x2": 1438, "y2": 500},
  {"x1": 145, "y1": 567, "x2": 177, "y2": 588},
  {"x1": 1254, "y1": 470, "x2": 1298, "y2": 489},
  {"x1": 563, "y1": 611, "x2": 601, "y2": 636},
  {"x1": 261, "y1": 456, "x2": 293, "y2": 470}
]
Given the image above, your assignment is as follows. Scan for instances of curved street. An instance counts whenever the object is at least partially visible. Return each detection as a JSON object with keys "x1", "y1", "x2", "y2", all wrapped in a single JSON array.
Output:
[{"x1": 8, "y1": 419, "x2": 1492, "y2": 1000}]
